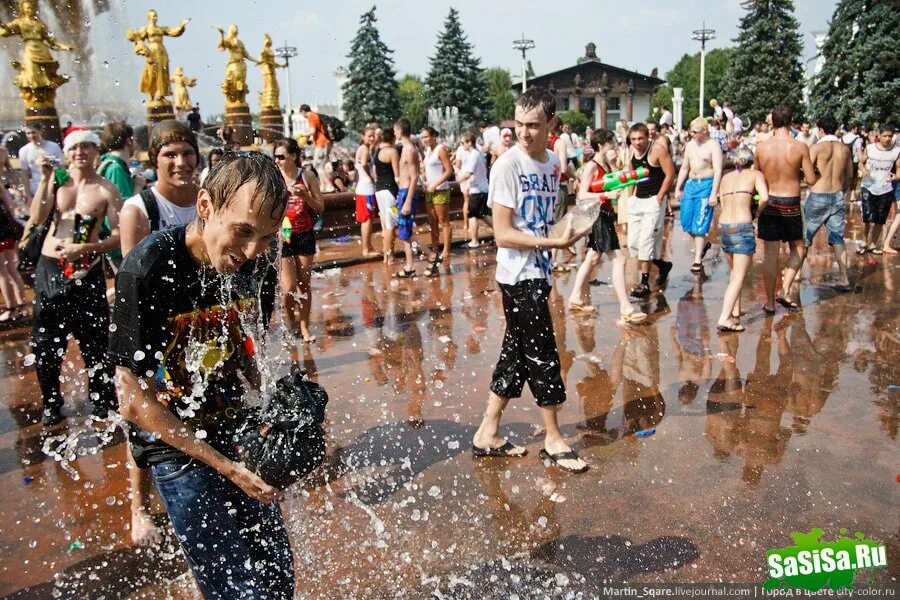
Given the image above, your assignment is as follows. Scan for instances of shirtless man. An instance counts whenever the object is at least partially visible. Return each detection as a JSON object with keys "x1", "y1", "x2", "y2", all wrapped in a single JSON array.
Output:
[
  {"x1": 755, "y1": 105, "x2": 818, "y2": 314},
  {"x1": 393, "y1": 118, "x2": 421, "y2": 278},
  {"x1": 552, "y1": 123, "x2": 578, "y2": 270},
  {"x1": 26, "y1": 130, "x2": 121, "y2": 426},
  {"x1": 674, "y1": 117, "x2": 723, "y2": 271},
  {"x1": 804, "y1": 115, "x2": 853, "y2": 291}
]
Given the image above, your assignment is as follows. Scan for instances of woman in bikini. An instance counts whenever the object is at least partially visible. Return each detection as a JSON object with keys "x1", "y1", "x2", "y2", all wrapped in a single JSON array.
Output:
[
  {"x1": 716, "y1": 146, "x2": 768, "y2": 332},
  {"x1": 567, "y1": 129, "x2": 646, "y2": 324}
]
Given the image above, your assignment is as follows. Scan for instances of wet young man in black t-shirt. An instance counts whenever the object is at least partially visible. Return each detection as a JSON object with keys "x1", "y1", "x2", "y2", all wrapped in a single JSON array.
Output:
[{"x1": 110, "y1": 153, "x2": 293, "y2": 598}]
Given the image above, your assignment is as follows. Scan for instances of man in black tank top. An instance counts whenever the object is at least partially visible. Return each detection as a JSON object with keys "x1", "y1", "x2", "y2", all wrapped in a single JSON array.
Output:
[{"x1": 625, "y1": 123, "x2": 675, "y2": 298}]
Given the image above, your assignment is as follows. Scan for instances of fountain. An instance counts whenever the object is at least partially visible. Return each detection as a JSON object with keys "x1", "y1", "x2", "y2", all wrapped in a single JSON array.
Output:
[{"x1": 0, "y1": 0, "x2": 141, "y2": 137}]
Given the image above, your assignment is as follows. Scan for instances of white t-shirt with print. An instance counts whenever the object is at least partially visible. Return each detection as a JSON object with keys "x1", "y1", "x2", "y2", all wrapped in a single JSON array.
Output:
[
  {"x1": 861, "y1": 143, "x2": 900, "y2": 195},
  {"x1": 461, "y1": 149, "x2": 488, "y2": 194},
  {"x1": 487, "y1": 145, "x2": 561, "y2": 285},
  {"x1": 123, "y1": 186, "x2": 197, "y2": 230},
  {"x1": 482, "y1": 126, "x2": 501, "y2": 153}
]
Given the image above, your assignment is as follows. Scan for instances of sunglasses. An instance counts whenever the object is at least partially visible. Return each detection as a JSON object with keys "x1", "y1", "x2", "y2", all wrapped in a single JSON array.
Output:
[{"x1": 274, "y1": 154, "x2": 287, "y2": 160}]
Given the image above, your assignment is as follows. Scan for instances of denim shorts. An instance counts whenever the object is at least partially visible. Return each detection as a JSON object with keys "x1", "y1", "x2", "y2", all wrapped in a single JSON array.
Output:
[
  {"x1": 718, "y1": 223, "x2": 756, "y2": 255},
  {"x1": 804, "y1": 191, "x2": 845, "y2": 246}
]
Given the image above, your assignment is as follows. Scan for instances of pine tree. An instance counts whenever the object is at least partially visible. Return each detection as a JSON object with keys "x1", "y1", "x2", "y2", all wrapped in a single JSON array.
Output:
[
  {"x1": 341, "y1": 7, "x2": 400, "y2": 132},
  {"x1": 425, "y1": 8, "x2": 489, "y2": 127},
  {"x1": 484, "y1": 67, "x2": 516, "y2": 124},
  {"x1": 809, "y1": 0, "x2": 899, "y2": 126},
  {"x1": 722, "y1": 0, "x2": 805, "y2": 124}
]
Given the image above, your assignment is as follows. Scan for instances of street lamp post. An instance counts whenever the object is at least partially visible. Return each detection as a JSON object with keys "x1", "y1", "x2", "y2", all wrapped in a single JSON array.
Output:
[
  {"x1": 691, "y1": 23, "x2": 716, "y2": 118},
  {"x1": 275, "y1": 41, "x2": 298, "y2": 114},
  {"x1": 512, "y1": 34, "x2": 535, "y2": 94}
]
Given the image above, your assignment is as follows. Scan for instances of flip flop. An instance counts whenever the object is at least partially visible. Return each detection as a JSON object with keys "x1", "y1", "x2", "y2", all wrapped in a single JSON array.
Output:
[
  {"x1": 717, "y1": 323, "x2": 746, "y2": 333},
  {"x1": 472, "y1": 441, "x2": 528, "y2": 458},
  {"x1": 775, "y1": 297, "x2": 801, "y2": 312},
  {"x1": 568, "y1": 301, "x2": 595, "y2": 314},
  {"x1": 856, "y1": 246, "x2": 870, "y2": 255},
  {"x1": 539, "y1": 449, "x2": 589, "y2": 473},
  {"x1": 762, "y1": 305, "x2": 777, "y2": 316},
  {"x1": 690, "y1": 263, "x2": 703, "y2": 272},
  {"x1": 393, "y1": 268, "x2": 416, "y2": 279},
  {"x1": 870, "y1": 248, "x2": 883, "y2": 255}
]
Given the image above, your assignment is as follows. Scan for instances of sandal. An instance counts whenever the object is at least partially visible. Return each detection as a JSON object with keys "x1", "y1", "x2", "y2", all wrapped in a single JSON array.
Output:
[
  {"x1": 717, "y1": 323, "x2": 746, "y2": 333},
  {"x1": 424, "y1": 260, "x2": 441, "y2": 277},
  {"x1": 472, "y1": 441, "x2": 528, "y2": 458},
  {"x1": 538, "y1": 448, "x2": 589, "y2": 473},
  {"x1": 690, "y1": 262, "x2": 703, "y2": 273},
  {"x1": 568, "y1": 301, "x2": 595, "y2": 314},
  {"x1": 393, "y1": 268, "x2": 416, "y2": 279},
  {"x1": 775, "y1": 297, "x2": 801, "y2": 312},
  {"x1": 856, "y1": 246, "x2": 870, "y2": 255},
  {"x1": 620, "y1": 309, "x2": 647, "y2": 324},
  {"x1": 870, "y1": 248, "x2": 883, "y2": 255},
  {"x1": 762, "y1": 305, "x2": 777, "y2": 316}
]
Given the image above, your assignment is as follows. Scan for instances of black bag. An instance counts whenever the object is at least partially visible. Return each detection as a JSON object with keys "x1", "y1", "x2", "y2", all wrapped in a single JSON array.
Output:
[
  {"x1": 233, "y1": 368, "x2": 328, "y2": 489},
  {"x1": 319, "y1": 114, "x2": 346, "y2": 143},
  {"x1": 17, "y1": 182, "x2": 57, "y2": 273}
]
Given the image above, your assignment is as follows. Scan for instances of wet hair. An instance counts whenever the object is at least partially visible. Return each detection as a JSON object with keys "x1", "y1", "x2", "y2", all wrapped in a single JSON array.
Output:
[
  {"x1": 628, "y1": 122, "x2": 649, "y2": 137},
  {"x1": 730, "y1": 145, "x2": 755, "y2": 167},
  {"x1": 771, "y1": 105, "x2": 792, "y2": 129},
  {"x1": 380, "y1": 127, "x2": 396, "y2": 144},
  {"x1": 395, "y1": 118, "x2": 412, "y2": 137},
  {"x1": 816, "y1": 115, "x2": 837, "y2": 135},
  {"x1": 462, "y1": 130, "x2": 477, "y2": 145},
  {"x1": 202, "y1": 152, "x2": 288, "y2": 221},
  {"x1": 880, "y1": 123, "x2": 896, "y2": 134},
  {"x1": 589, "y1": 128, "x2": 615, "y2": 151},
  {"x1": 149, "y1": 120, "x2": 199, "y2": 168},
  {"x1": 478, "y1": 120, "x2": 489, "y2": 129},
  {"x1": 101, "y1": 121, "x2": 133, "y2": 151},
  {"x1": 516, "y1": 87, "x2": 556, "y2": 122},
  {"x1": 421, "y1": 126, "x2": 438, "y2": 138},
  {"x1": 300, "y1": 104, "x2": 311, "y2": 112},
  {"x1": 274, "y1": 137, "x2": 302, "y2": 167}
]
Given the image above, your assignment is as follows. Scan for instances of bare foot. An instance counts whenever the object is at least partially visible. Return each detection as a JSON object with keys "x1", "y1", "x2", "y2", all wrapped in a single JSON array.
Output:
[
  {"x1": 883, "y1": 246, "x2": 898, "y2": 255},
  {"x1": 131, "y1": 509, "x2": 162, "y2": 546}
]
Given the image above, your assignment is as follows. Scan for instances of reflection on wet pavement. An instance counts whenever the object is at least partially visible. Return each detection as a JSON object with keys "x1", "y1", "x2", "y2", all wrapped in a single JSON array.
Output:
[{"x1": 0, "y1": 216, "x2": 897, "y2": 597}]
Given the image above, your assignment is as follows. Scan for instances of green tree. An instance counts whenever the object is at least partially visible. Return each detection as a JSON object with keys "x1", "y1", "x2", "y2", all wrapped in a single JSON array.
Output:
[
  {"x1": 341, "y1": 7, "x2": 400, "y2": 132},
  {"x1": 484, "y1": 67, "x2": 516, "y2": 124},
  {"x1": 809, "y1": 0, "x2": 900, "y2": 126},
  {"x1": 425, "y1": 8, "x2": 489, "y2": 127},
  {"x1": 398, "y1": 74, "x2": 427, "y2": 130},
  {"x1": 558, "y1": 110, "x2": 591, "y2": 136},
  {"x1": 650, "y1": 48, "x2": 734, "y2": 124},
  {"x1": 722, "y1": 0, "x2": 805, "y2": 124}
]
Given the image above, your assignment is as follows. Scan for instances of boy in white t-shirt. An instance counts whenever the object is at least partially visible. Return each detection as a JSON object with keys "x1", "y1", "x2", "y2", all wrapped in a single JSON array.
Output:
[
  {"x1": 471, "y1": 88, "x2": 588, "y2": 474},
  {"x1": 456, "y1": 131, "x2": 490, "y2": 248}
]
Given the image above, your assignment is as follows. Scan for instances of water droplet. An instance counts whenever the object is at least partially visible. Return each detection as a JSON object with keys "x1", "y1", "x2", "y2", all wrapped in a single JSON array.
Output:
[
  {"x1": 29, "y1": 540, "x2": 37, "y2": 548},
  {"x1": 114, "y1": 80, "x2": 120, "y2": 87},
  {"x1": 105, "y1": 496, "x2": 116, "y2": 506},
  {"x1": 195, "y1": 429, "x2": 208, "y2": 439},
  {"x1": 23, "y1": 354, "x2": 35, "y2": 367},
  {"x1": 108, "y1": 323, "x2": 117, "y2": 332},
  {"x1": 84, "y1": 18, "x2": 92, "y2": 27},
  {"x1": 102, "y1": 60, "x2": 109, "y2": 68},
  {"x1": 133, "y1": 350, "x2": 145, "y2": 361}
]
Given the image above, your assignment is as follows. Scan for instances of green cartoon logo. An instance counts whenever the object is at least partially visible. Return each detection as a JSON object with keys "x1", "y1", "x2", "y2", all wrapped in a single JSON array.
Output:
[{"x1": 765, "y1": 528, "x2": 887, "y2": 591}]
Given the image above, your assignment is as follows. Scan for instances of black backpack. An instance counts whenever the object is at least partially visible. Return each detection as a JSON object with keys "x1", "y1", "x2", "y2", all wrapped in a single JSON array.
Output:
[
  {"x1": 140, "y1": 188, "x2": 161, "y2": 232},
  {"x1": 319, "y1": 114, "x2": 346, "y2": 143}
]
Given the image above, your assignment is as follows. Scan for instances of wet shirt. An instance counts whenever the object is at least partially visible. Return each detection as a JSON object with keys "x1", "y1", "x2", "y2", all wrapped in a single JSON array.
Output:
[
  {"x1": 487, "y1": 145, "x2": 561, "y2": 285},
  {"x1": 861, "y1": 143, "x2": 900, "y2": 195},
  {"x1": 284, "y1": 173, "x2": 313, "y2": 234},
  {"x1": 109, "y1": 225, "x2": 276, "y2": 466}
]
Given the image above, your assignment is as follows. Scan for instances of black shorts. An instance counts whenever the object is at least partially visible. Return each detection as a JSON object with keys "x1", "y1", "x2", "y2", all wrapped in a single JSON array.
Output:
[
  {"x1": 861, "y1": 188, "x2": 893, "y2": 225},
  {"x1": 586, "y1": 209, "x2": 619, "y2": 254},
  {"x1": 489, "y1": 279, "x2": 566, "y2": 406},
  {"x1": 757, "y1": 196, "x2": 802, "y2": 242},
  {"x1": 469, "y1": 192, "x2": 489, "y2": 219},
  {"x1": 282, "y1": 230, "x2": 316, "y2": 257}
]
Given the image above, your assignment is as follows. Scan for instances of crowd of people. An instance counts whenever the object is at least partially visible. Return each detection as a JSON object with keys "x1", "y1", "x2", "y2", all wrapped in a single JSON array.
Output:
[{"x1": 0, "y1": 83, "x2": 897, "y2": 596}]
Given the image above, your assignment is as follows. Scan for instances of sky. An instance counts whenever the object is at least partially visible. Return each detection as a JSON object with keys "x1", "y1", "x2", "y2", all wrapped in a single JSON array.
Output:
[{"x1": 79, "y1": 0, "x2": 837, "y2": 119}]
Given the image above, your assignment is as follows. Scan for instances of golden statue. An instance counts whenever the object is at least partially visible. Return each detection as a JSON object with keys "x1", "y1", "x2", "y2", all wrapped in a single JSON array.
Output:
[
  {"x1": 257, "y1": 34, "x2": 286, "y2": 111},
  {"x1": 216, "y1": 24, "x2": 258, "y2": 107},
  {"x1": 171, "y1": 66, "x2": 197, "y2": 111},
  {"x1": 0, "y1": 0, "x2": 74, "y2": 108},
  {"x1": 126, "y1": 9, "x2": 190, "y2": 106}
]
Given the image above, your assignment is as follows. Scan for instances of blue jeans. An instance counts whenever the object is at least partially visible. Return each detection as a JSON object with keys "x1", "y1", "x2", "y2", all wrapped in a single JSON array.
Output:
[
  {"x1": 151, "y1": 458, "x2": 294, "y2": 599},
  {"x1": 804, "y1": 191, "x2": 845, "y2": 246}
]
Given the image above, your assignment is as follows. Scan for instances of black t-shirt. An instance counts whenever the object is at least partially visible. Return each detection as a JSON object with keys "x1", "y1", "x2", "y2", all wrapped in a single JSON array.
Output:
[
  {"x1": 108, "y1": 225, "x2": 276, "y2": 467},
  {"x1": 187, "y1": 112, "x2": 202, "y2": 131}
]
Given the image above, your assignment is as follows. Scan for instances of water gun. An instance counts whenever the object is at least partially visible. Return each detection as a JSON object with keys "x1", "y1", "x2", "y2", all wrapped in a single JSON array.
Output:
[
  {"x1": 281, "y1": 216, "x2": 292, "y2": 243},
  {"x1": 589, "y1": 166, "x2": 649, "y2": 193}
]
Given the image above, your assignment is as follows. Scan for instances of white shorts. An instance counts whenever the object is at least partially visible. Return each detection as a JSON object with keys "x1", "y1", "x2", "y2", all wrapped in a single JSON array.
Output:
[
  {"x1": 376, "y1": 189, "x2": 398, "y2": 229},
  {"x1": 626, "y1": 195, "x2": 666, "y2": 261}
]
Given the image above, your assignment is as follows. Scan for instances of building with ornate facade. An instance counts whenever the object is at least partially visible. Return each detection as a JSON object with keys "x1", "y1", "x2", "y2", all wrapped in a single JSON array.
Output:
[{"x1": 514, "y1": 43, "x2": 665, "y2": 129}]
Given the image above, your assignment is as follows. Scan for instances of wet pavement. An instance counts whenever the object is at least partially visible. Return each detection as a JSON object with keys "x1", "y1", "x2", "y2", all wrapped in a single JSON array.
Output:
[{"x1": 0, "y1": 209, "x2": 897, "y2": 598}]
